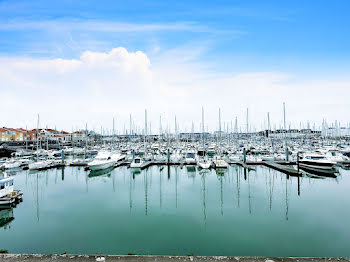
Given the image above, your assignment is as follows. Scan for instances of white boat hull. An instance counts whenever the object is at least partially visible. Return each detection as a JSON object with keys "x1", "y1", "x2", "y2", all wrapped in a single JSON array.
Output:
[{"x1": 89, "y1": 161, "x2": 115, "y2": 171}]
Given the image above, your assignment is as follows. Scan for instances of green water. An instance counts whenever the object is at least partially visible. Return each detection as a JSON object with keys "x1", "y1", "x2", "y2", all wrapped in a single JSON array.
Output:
[{"x1": 1, "y1": 165, "x2": 350, "y2": 257}]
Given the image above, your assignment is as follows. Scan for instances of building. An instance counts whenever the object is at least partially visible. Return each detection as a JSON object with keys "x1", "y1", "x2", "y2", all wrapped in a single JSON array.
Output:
[
  {"x1": 0, "y1": 128, "x2": 26, "y2": 142},
  {"x1": 72, "y1": 131, "x2": 86, "y2": 142},
  {"x1": 0, "y1": 128, "x2": 9, "y2": 141},
  {"x1": 0, "y1": 127, "x2": 77, "y2": 143}
]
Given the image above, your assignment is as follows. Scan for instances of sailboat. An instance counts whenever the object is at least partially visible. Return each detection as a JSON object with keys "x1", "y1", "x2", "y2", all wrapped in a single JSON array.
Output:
[{"x1": 198, "y1": 107, "x2": 211, "y2": 169}]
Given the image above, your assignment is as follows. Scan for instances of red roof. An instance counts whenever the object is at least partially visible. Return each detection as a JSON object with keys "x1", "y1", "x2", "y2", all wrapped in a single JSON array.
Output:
[{"x1": 3, "y1": 127, "x2": 25, "y2": 133}]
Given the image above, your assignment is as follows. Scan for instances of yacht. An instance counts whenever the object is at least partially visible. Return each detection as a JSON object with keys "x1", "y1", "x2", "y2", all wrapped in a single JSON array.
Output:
[
  {"x1": 130, "y1": 157, "x2": 143, "y2": 168},
  {"x1": 29, "y1": 160, "x2": 51, "y2": 170},
  {"x1": 197, "y1": 158, "x2": 211, "y2": 169},
  {"x1": 0, "y1": 173, "x2": 23, "y2": 206},
  {"x1": 70, "y1": 158, "x2": 91, "y2": 166},
  {"x1": 111, "y1": 152, "x2": 125, "y2": 162},
  {"x1": 1, "y1": 160, "x2": 22, "y2": 170},
  {"x1": 88, "y1": 151, "x2": 115, "y2": 171},
  {"x1": 324, "y1": 150, "x2": 349, "y2": 163},
  {"x1": 213, "y1": 156, "x2": 229, "y2": 168},
  {"x1": 299, "y1": 154, "x2": 337, "y2": 173},
  {"x1": 185, "y1": 150, "x2": 197, "y2": 165}
]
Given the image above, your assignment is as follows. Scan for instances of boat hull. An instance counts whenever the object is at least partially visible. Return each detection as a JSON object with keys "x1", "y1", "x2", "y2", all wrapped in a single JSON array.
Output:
[{"x1": 88, "y1": 161, "x2": 115, "y2": 171}]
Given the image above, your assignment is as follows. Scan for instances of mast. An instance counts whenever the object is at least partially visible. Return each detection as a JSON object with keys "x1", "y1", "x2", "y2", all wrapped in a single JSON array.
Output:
[
  {"x1": 283, "y1": 102, "x2": 287, "y2": 147},
  {"x1": 246, "y1": 108, "x2": 249, "y2": 134},
  {"x1": 144, "y1": 109, "x2": 147, "y2": 150},
  {"x1": 25, "y1": 125, "x2": 28, "y2": 150},
  {"x1": 113, "y1": 117, "x2": 115, "y2": 147},
  {"x1": 202, "y1": 106, "x2": 205, "y2": 148},
  {"x1": 36, "y1": 114, "x2": 39, "y2": 161},
  {"x1": 174, "y1": 115, "x2": 177, "y2": 147},
  {"x1": 129, "y1": 114, "x2": 132, "y2": 138},
  {"x1": 159, "y1": 115, "x2": 162, "y2": 137},
  {"x1": 219, "y1": 108, "x2": 221, "y2": 148},
  {"x1": 46, "y1": 125, "x2": 48, "y2": 150},
  {"x1": 85, "y1": 123, "x2": 88, "y2": 157}
]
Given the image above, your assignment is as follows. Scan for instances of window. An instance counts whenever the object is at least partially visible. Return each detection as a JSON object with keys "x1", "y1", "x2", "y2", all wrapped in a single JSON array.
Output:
[{"x1": 311, "y1": 156, "x2": 325, "y2": 160}]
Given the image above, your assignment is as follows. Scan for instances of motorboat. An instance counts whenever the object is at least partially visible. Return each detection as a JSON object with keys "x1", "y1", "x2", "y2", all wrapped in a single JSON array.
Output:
[
  {"x1": 1, "y1": 160, "x2": 22, "y2": 170},
  {"x1": 28, "y1": 160, "x2": 51, "y2": 170},
  {"x1": 130, "y1": 157, "x2": 143, "y2": 168},
  {"x1": 0, "y1": 172, "x2": 23, "y2": 207},
  {"x1": 185, "y1": 150, "x2": 197, "y2": 165},
  {"x1": 88, "y1": 151, "x2": 115, "y2": 171},
  {"x1": 111, "y1": 152, "x2": 125, "y2": 162},
  {"x1": 299, "y1": 154, "x2": 338, "y2": 173},
  {"x1": 197, "y1": 158, "x2": 211, "y2": 169},
  {"x1": 213, "y1": 157, "x2": 228, "y2": 168},
  {"x1": 70, "y1": 158, "x2": 91, "y2": 166}
]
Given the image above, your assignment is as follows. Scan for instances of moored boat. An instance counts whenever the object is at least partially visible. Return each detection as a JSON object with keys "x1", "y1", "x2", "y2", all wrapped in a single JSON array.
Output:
[
  {"x1": 88, "y1": 151, "x2": 115, "y2": 171},
  {"x1": 299, "y1": 154, "x2": 338, "y2": 173}
]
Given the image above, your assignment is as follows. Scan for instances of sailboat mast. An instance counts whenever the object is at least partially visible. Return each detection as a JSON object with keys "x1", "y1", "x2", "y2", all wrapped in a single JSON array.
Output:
[
  {"x1": 202, "y1": 106, "x2": 205, "y2": 148},
  {"x1": 283, "y1": 102, "x2": 287, "y2": 147},
  {"x1": 219, "y1": 108, "x2": 221, "y2": 148},
  {"x1": 36, "y1": 114, "x2": 39, "y2": 160},
  {"x1": 246, "y1": 108, "x2": 249, "y2": 133},
  {"x1": 144, "y1": 109, "x2": 147, "y2": 149}
]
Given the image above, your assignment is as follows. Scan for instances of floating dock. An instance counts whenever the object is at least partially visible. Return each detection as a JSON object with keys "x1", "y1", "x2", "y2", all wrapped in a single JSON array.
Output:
[{"x1": 262, "y1": 161, "x2": 300, "y2": 176}]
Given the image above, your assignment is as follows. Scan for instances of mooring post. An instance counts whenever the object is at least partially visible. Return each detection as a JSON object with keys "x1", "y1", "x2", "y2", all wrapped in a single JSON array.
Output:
[
  {"x1": 167, "y1": 148, "x2": 170, "y2": 165},
  {"x1": 243, "y1": 148, "x2": 246, "y2": 163},
  {"x1": 61, "y1": 149, "x2": 65, "y2": 164},
  {"x1": 286, "y1": 147, "x2": 289, "y2": 162},
  {"x1": 297, "y1": 152, "x2": 300, "y2": 173}
]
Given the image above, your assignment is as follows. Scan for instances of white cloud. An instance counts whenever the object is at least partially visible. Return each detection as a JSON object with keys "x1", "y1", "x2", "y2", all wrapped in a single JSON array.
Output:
[
  {"x1": 0, "y1": 47, "x2": 349, "y2": 133},
  {"x1": 0, "y1": 19, "x2": 222, "y2": 34}
]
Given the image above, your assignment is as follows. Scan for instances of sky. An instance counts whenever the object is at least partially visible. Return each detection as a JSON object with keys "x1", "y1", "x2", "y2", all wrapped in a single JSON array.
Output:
[{"x1": 0, "y1": 0, "x2": 349, "y2": 133}]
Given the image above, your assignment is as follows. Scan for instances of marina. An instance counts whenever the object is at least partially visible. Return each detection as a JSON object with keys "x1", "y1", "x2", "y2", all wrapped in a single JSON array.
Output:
[{"x1": 0, "y1": 125, "x2": 350, "y2": 256}]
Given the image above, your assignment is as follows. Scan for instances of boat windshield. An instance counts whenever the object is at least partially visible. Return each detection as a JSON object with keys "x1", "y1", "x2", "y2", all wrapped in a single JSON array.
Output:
[
  {"x1": 135, "y1": 159, "x2": 141, "y2": 164},
  {"x1": 0, "y1": 180, "x2": 13, "y2": 189},
  {"x1": 187, "y1": 153, "x2": 195, "y2": 158},
  {"x1": 306, "y1": 156, "x2": 326, "y2": 160}
]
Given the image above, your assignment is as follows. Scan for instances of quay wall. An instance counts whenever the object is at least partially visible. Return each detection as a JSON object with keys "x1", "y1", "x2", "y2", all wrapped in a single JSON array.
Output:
[{"x1": 0, "y1": 255, "x2": 349, "y2": 262}]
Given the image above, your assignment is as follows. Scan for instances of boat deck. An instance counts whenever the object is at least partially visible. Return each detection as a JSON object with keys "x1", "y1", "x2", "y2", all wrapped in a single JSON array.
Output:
[{"x1": 0, "y1": 190, "x2": 23, "y2": 207}]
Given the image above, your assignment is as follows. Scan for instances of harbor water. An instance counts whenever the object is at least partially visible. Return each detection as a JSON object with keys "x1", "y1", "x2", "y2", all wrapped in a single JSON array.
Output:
[{"x1": 1, "y1": 165, "x2": 350, "y2": 257}]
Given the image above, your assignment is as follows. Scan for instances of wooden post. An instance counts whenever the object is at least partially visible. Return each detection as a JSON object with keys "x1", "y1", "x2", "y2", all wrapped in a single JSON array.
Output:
[
  {"x1": 167, "y1": 148, "x2": 170, "y2": 165},
  {"x1": 297, "y1": 152, "x2": 300, "y2": 173}
]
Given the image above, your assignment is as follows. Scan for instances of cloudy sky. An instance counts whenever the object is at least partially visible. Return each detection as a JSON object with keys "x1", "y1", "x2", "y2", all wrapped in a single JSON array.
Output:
[{"x1": 0, "y1": 0, "x2": 349, "y2": 133}]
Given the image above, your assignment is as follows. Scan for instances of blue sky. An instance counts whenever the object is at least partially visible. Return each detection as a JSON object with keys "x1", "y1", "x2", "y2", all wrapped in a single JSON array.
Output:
[
  {"x1": 0, "y1": 0, "x2": 349, "y2": 131},
  {"x1": 1, "y1": 0, "x2": 349, "y2": 71}
]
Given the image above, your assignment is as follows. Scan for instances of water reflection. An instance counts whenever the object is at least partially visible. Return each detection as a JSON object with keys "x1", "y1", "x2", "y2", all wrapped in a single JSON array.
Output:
[
  {"x1": 18, "y1": 165, "x2": 345, "y2": 226},
  {"x1": 89, "y1": 167, "x2": 114, "y2": 178},
  {"x1": 0, "y1": 207, "x2": 14, "y2": 230},
  {"x1": 199, "y1": 170, "x2": 207, "y2": 225},
  {"x1": 3, "y1": 164, "x2": 350, "y2": 256}
]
